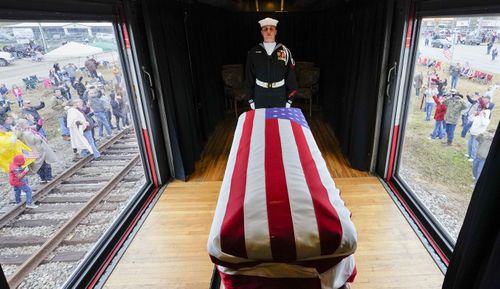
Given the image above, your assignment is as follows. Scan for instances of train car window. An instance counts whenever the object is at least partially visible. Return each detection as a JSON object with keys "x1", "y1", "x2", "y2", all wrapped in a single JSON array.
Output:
[
  {"x1": 0, "y1": 20, "x2": 147, "y2": 288},
  {"x1": 398, "y1": 15, "x2": 499, "y2": 242}
]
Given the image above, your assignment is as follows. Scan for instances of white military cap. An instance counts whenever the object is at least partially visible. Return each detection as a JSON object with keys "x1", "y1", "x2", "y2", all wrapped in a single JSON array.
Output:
[{"x1": 258, "y1": 17, "x2": 278, "y2": 27}]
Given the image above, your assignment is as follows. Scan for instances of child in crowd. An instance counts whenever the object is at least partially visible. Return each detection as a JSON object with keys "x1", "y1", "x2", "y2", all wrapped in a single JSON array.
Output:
[
  {"x1": 9, "y1": 154, "x2": 38, "y2": 208},
  {"x1": 430, "y1": 94, "x2": 447, "y2": 139},
  {"x1": 12, "y1": 85, "x2": 23, "y2": 107},
  {"x1": 423, "y1": 84, "x2": 438, "y2": 121}
]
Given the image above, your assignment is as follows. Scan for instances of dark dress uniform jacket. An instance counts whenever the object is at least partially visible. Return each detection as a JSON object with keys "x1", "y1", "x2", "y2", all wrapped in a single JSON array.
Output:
[{"x1": 245, "y1": 43, "x2": 298, "y2": 108}]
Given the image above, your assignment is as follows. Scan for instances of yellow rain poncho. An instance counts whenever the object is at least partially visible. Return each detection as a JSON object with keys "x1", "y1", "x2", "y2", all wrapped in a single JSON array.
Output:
[{"x1": 0, "y1": 132, "x2": 37, "y2": 173}]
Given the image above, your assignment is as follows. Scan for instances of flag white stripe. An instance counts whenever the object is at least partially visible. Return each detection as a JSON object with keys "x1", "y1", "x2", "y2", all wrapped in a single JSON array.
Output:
[
  {"x1": 208, "y1": 113, "x2": 247, "y2": 261},
  {"x1": 302, "y1": 126, "x2": 358, "y2": 256},
  {"x1": 278, "y1": 119, "x2": 321, "y2": 259},
  {"x1": 244, "y1": 109, "x2": 272, "y2": 260}
]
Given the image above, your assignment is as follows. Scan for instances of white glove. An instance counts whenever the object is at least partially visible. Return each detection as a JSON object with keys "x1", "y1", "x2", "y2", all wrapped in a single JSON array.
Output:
[
  {"x1": 285, "y1": 101, "x2": 292, "y2": 108},
  {"x1": 250, "y1": 102, "x2": 255, "y2": 110}
]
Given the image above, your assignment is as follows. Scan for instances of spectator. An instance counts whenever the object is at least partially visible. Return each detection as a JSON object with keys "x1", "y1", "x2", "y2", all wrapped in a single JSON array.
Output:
[
  {"x1": 0, "y1": 99, "x2": 11, "y2": 126},
  {"x1": 467, "y1": 109, "x2": 491, "y2": 161},
  {"x1": 116, "y1": 94, "x2": 130, "y2": 127},
  {"x1": 9, "y1": 154, "x2": 38, "y2": 208},
  {"x1": 75, "y1": 97, "x2": 97, "y2": 136},
  {"x1": 88, "y1": 89, "x2": 112, "y2": 138},
  {"x1": 64, "y1": 63, "x2": 78, "y2": 84},
  {"x1": 472, "y1": 129, "x2": 496, "y2": 183},
  {"x1": 436, "y1": 78, "x2": 447, "y2": 96},
  {"x1": 112, "y1": 65, "x2": 122, "y2": 84},
  {"x1": 484, "y1": 86, "x2": 495, "y2": 102},
  {"x1": 73, "y1": 76, "x2": 87, "y2": 102},
  {"x1": 84, "y1": 56, "x2": 98, "y2": 78},
  {"x1": 11, "y1": 85, "x2": 23, "y2": 107},
  {"x1": 492, "y1": 47, "x2": 498, "y2": 61},
  {"x1": 443, "y1": 91, "x2": 467, "y2": 145},
  {"x1": 22, "y1": 100, "x2": 46, "y2": 137},
  {"x1": 43, "y1": 78, "x2": 52, "y2": 88},
  {"x1": 487, "y1": 41, "x2": 493, "y2": 54},
  {"x1": 53, "y1": 63, "x2": 61, "y2": 74},
  {"x1": 414, "y1": 72, "x2": 423, "y2": 96},
  {"x1": 430, "y1": 94, "x2": 447, "y2": 139},
  {"x1": 67, "y1": 100, "x2": 101, "y2": 160},
  {"x1": 461, "y1": 92, "x2": 477, "y2": 128},
  {"x1": 97, "y1": 72, "x2": 106, "y2": 86},
  {"x1": 3, "y1": 116, "x2": 15, "y2": 131},
  {"x1": 49, "y1": 68, "x2": 61, "y2": 86},
  {"x1": 449, "y1": 63, "x2": 460, "y2": 89},
  {"x1": 97, "y1": 90, "x2": 114, "y2": 129},
  {"x1": 57, "y1": 82, "x2": 71, "y2": 100},
  {"x1": 463, "y1": 95, "x2": 495, "y2": 138},
  {"x1": 0, "y1": 84, "x2": 9, "y2": 100},
  {"x1": 109, "y1": 92, "x2": 123, "y2": 130},
  {"x1": 51, "y1": 89, "x2": 70, "y2": 141},
  {"x1": 14, "y1": 119, "x2": 57, "y2": 183},
  {"x1": 423, "y1": 85, "x2": 437, "y2": 121}
]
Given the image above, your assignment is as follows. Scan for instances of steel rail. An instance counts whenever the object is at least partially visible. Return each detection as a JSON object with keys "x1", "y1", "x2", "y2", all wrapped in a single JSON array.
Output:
[
  {"x1": 7, "y1": 154, "x2": 140, "y2": 288},
  {"x1": 0, "y1": 129, "x2": 131, "y2": 228}
]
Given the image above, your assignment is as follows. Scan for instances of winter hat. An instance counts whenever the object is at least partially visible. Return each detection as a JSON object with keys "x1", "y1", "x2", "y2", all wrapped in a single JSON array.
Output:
[{"x1": 13, "y1": 154, "x2": 26, "y2": 166}]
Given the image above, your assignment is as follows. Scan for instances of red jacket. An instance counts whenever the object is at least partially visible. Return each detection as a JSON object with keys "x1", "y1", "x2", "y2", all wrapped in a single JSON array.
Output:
[
  {"x1": 12, "y1": 87, "x2": 23, "y2": 97},
  {"x1": 433, "y1": 95, "x2": 447, "y2": 121},
  {"x1": 9, "y1": 155, "x2": 28, "y2": 188}
]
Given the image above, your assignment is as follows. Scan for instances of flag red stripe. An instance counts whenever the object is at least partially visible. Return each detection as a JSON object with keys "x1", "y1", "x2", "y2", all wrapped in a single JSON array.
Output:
[
  {"x1": 265, "y1": 119, "x2": 296, "y2": 261},
  {"x1": 220, "y1": 111, "x2": 255, "y2": 258},
  {"x1": 291, "y1": 122, "x2": 342, "y2": 255}
]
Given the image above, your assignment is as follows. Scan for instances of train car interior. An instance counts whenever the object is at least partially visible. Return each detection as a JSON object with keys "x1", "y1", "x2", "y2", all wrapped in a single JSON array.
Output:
[{"x1": 0, "y1": 0, "x2": 499, "y2": 288}]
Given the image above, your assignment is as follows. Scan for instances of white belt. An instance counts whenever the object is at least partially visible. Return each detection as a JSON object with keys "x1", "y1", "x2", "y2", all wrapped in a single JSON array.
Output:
[{"x1": 256, "y1": 79, "x2": 285, "y2": 88}]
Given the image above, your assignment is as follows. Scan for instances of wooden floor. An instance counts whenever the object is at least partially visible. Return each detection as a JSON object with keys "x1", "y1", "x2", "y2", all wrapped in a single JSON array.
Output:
[
  {"x1": 188, "y1": 113, "x2": 368, "y2": 181},
  {"x1": 103, "y1": 178, "x2": 443, "y2": 289},
  {"x1": 103, "y1": 112, "x2": 442, "y2": 289}
]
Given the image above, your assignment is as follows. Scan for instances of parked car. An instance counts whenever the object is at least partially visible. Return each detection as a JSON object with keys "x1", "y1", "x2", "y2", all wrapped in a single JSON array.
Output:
[
  {"x1": 65, "y1": 34, "x2": 89, "y2": 43},
  {"x1": 2, "y1": 44, "x2": 31, "y2": 58},
  {"x1": 431, "y1": 38, "x2": 452, "y2": 48},
  {"x1": 461, "y1": 35, "x2": 482, "y2": 45},
  {"x1": 0, "y1": 51, "x2": 15, "y2": 66},
  {"x1": 95, "y1": 33, "x2": 114, "y2": 41}
]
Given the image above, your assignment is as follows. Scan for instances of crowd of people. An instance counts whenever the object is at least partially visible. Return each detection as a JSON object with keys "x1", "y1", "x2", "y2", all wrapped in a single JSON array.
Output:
[
  {"x1": 414, "y1": 65, "x2": 497, "y2": 184},
  {"x1": 1, "y1": 57, "x2": 130, "y2": 208}
]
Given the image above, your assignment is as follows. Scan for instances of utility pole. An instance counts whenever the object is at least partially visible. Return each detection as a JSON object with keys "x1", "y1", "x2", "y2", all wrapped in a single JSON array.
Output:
[{"x1": 37, "y1": 22, "x2": 48, "y2": 53}]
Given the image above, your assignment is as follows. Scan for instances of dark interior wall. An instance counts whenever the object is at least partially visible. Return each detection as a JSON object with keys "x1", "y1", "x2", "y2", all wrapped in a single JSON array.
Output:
[{"x1": 141, "y1": 0, "x2": 391, "y2": 178}]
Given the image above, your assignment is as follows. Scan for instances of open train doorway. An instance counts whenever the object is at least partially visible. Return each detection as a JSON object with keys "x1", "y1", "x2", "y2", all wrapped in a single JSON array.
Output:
[{"x1": 0, "y1": 19, "x2": 152, "y2": 288}]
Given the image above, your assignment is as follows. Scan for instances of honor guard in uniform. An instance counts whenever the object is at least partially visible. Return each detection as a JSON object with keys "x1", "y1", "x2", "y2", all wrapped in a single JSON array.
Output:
[{"x1": 245, "y1": 17, "x2": 298, "y2": 109}]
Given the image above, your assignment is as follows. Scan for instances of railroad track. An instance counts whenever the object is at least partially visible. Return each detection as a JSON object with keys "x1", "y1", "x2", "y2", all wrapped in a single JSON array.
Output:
[{"x1": 0, "y1": 129, "x2": 145, "y2": 288}]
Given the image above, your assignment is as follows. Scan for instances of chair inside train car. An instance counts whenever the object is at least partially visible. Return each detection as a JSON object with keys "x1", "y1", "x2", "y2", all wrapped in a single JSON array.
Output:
[
  {"x1": 295, "y1": 61, "x2": 320, "y2": 117},
  {"x1": 221, "y1": 64, "x2": 247, "y2": 117}
]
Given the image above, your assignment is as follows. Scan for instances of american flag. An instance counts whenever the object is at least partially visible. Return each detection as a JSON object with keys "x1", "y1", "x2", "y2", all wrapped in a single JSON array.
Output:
[
  {"x1": 443, "y1": 46, "x2": 451, "y2": 60},
  {"x1": 208, "y1": 108, "x2": 357, "y2": 286}
]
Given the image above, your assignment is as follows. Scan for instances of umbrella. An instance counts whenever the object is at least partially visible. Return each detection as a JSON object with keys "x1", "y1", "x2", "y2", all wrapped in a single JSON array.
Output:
[
  {"x1": 0, "y1": 132, "x2": 36, "y2": 173},
  {"x1": 43, "y1": 41, "x2": 104, "y2": 60}
]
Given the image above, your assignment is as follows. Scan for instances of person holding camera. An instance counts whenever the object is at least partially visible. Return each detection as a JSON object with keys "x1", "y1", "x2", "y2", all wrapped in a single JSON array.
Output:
[
  {"x1": 443, "y1": 89, "x2": 467, "y2": 145},
  {"x1": 22, "y1": 100, "x2": 46, "y2": 137}
]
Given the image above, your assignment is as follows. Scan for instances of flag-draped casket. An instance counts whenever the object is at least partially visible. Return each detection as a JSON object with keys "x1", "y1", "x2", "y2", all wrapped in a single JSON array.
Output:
[{"x1": 208, "y1": 108, "x2": 357, "y2": 289}]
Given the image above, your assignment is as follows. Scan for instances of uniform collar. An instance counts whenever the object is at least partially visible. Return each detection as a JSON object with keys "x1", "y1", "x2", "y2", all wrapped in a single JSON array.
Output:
[{"x1": 259, "y1": 42, "x2": 282, "y2": 53}]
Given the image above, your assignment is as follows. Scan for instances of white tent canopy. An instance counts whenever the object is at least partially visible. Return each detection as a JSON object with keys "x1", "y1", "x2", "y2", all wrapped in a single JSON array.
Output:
[{"x1": 44, "y1": 42, "x2": 103, "y2": 60}]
